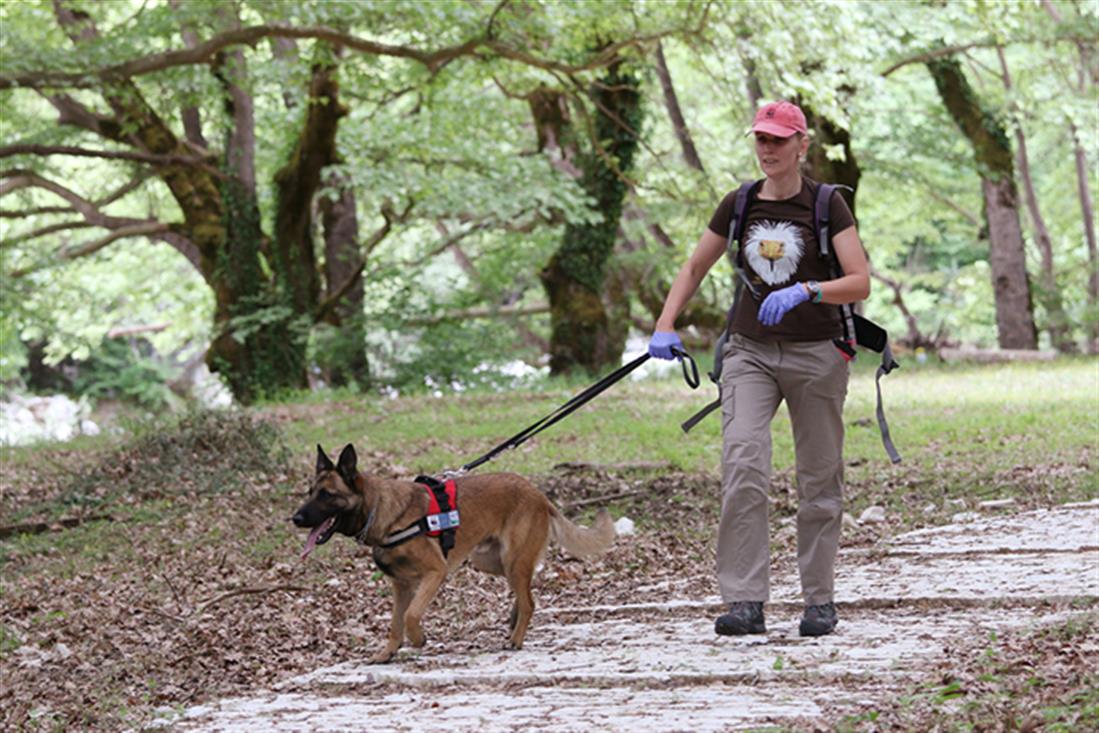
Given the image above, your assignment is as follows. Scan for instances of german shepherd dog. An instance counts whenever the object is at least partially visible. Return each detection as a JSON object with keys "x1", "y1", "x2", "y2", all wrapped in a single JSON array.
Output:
[{"x1": 293, "y1": 444, "x2": 616, "y2": 663}]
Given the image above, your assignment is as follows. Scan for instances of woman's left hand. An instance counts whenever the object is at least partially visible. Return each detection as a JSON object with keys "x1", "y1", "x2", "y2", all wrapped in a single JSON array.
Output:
[{"x1": 758, "y1": 283, "x2": 809, "y2": 326}]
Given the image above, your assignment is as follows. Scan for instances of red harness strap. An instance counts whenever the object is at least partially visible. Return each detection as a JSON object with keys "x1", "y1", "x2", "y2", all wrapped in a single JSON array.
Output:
[{"x1": 424, "y1": 479, "x2": 458, "y2": 537}]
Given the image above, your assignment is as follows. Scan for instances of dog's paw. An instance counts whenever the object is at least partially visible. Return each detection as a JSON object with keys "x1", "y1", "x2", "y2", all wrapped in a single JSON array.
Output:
[
  {"x1": 368, "y1": 648, "x2": 396, "y2": 664},
  {"x1": 407, "y1": 630, "x2": 426, "y2": 648}
]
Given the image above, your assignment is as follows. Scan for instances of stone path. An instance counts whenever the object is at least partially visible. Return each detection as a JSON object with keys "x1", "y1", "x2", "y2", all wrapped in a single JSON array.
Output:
[{"x1": 169, "y1": 501, "x2": 1098, "y2": 732}]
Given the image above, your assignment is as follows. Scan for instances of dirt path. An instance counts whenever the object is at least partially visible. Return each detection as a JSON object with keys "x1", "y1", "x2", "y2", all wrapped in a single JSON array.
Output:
[{"x1": 167, "y1": 501, "x2": 1098, "y2": 732}]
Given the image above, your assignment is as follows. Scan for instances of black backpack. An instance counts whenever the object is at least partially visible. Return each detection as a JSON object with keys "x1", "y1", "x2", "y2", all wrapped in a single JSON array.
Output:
[{"x1": 682, "y1": 179, "x2": 901, "y2": 464}]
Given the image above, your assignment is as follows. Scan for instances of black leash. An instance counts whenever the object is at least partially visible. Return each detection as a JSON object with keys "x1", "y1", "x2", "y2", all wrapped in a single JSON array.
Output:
[{"x1": 457, "y1": 348, "x2": 699, "y2": 474}]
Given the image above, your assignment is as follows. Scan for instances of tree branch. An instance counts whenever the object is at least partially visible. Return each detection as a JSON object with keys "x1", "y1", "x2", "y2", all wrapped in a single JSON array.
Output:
[
  {"x1": 1, "y1": 169, "x2": 109, "y2": 220},
  {"x1": 2, "y1": 219, "x2": 96, "y2": 247},
  {"x1": 9, "y1": 221, "x2": 171, "y2": 277},
  {"x1": 2, "y1": 169, "x2": 201, "y2": 269},
  {"x1": 871, "y1": 268, "x2": 931, "y2": 347},
  {"x1": 0, "y1": 143, "x2": 212, "y2": 165},
  {"x1": 404, "y1": 303, "x2": 550, "y2": 326},
  {"x1": 654, "y1": 40, "x2": 705, "y2": 173},
  {"x1": 170, "y1": 0, "x2": 208, "y2": 147},
  {"x1": 1, "y1": 22, "x2": 690, "y2": 90},
  {"x1": 43, "y1": 93, "x2": 126, "y2": 141},
  {"x1": 1, "y1": 24, "x2": 483, "y2": 89},
  {"x1": 60, "y1": 221, "x2": 170, "y2": 260},
  {"x1": 881, "y1": 33, "x2": 1091, "y2": 77},
  {"x1": 313, "y1": 200, "x2": 412, "y2": 322}
]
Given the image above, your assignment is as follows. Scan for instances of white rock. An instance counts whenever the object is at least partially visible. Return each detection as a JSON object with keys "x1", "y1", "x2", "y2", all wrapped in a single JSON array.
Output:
[
  {"x1": 79, "y1": 419, "x2": 101, "y2": 436},
  {"x1": 0, "y1": 394, "x2": 90, "y2": 446},
  {"x1": 842, "y1": 513, "x2": 860, "y2": 530},
  {"x1": 614, "y1": 517, "x2": 635, "y2": 536},
  {"x1": 190, "y1": 363, "x2": 234, "y2": 408},
  {"x1": 946, "y1": 498, "x2": 967, "y2": 509},
  {"x1": 922, "y1": 503, "x2": 937, "y2": 515},
  {"x1": 979, "y1": 498, "x2": 1016, "y2": 509},
  {"x1": 951, "y1": 511, "x2": 982, "y2": 523},
  {"x1": 859, "y1": 506, "x2": 887, "y2": 524}
]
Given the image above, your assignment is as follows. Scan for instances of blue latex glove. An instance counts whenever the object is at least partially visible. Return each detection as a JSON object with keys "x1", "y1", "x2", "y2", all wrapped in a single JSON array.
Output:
[
  {"x1": 648, "y1": 331, "x2": 683, "y2": 360},
  {"x1": 758, "y1": 283, "x2": 809, "y2": 326}
]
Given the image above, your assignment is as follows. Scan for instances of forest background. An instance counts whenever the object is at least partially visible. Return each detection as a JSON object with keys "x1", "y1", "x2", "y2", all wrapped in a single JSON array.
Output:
[{"x1": 0, "y1": 0, "x2": 1096, "y2": 409}]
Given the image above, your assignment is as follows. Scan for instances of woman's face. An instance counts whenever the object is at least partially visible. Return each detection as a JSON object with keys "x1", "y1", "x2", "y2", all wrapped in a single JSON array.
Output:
[{"x1": 754, "y1": 132, "x2": 807, "y2": 178}]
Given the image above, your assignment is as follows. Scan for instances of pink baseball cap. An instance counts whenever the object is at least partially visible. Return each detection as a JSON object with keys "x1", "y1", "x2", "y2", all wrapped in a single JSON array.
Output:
[{"x1": 750, "y1": 101, "x2": 807, "y2": 137}]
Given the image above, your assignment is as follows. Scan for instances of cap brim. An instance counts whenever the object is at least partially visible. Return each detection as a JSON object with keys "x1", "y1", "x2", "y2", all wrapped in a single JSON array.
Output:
[{"x1": 749, "y1": 121, "x2": 802, "y2": 137}]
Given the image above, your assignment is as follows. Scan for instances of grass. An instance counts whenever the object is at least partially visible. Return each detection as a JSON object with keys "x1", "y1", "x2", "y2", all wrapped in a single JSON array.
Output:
[{"x1": 269, "y1": 357, "x2": 1098, "y2": 522}]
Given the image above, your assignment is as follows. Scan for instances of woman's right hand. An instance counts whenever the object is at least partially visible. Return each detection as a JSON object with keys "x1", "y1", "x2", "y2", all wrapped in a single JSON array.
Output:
[{"x1": 648, "y1": 331, "x2": 684, "y2": 360}]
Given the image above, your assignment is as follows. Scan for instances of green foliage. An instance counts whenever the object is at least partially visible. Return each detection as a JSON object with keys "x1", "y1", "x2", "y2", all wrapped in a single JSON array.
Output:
[{"x1": 70, "y1": 338, "x2": 176, "y2": 409}]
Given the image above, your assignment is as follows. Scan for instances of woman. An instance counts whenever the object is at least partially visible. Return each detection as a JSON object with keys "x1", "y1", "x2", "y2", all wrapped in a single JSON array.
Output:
[{"x1": 648, "y1": 101, "x2": 869, "y2": 637}]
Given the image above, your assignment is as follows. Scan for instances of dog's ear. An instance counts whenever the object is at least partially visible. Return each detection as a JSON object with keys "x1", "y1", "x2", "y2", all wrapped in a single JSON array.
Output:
[
  {"x1": 316, "y1": 444, "x2": 335, "y2": 474},
  {"x1": 337, "y1": 443, "x2": 358, "y2": 486}
]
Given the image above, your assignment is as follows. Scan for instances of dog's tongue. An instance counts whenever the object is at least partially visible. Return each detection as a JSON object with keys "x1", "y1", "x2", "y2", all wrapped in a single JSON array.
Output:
[{"x1": 300, "y1": 516, "x2": 336, "y2": 560}]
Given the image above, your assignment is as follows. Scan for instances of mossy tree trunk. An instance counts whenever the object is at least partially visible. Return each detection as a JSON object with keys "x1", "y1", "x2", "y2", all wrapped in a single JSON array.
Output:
[
  {"x1": 539, "y1": 60, "x2": 642, "y2": 375},
  {"x1": 319, "y1": 175, "x2": 369, "y2": 387},
  {"x1": 800, "y1": 103, "x2": 861, "y2": 220},
  {"x1": 50, "y1": 5, "x2": 359, "y2": 403},
  {"x1": 927, "y1": 57, "x2": 1037, "y2": 350}
]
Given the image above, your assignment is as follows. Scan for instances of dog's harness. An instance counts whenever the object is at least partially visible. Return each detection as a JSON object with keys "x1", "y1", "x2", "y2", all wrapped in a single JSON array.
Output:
[{"x1": 377, "y1": 476, "x2": 460, "y2": 557}]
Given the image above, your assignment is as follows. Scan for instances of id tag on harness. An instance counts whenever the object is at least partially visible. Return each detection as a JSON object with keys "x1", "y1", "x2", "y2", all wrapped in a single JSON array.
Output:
[{"x1": 427, "y1": 510, "x2": 460, "y2": 532}]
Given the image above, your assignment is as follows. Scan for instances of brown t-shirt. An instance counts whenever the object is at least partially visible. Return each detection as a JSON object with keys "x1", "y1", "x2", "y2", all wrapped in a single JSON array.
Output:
[{"x1": 707, "y1": 177, "x2": 856, "y2": 341}]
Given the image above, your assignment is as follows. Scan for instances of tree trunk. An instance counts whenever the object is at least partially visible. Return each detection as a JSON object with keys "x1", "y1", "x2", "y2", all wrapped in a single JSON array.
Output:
[
  {"x1": 319, "y1": 175, "x2": 369, "y2": 386},
  {"x1": 927, "y1": 57, "x2": 1037, "y2": 349},
  {"x1": 1043, "y1": 0, "x2": 1099, "y2": 353},
  {"x1": 540, "y1": 60, "x2": 642, "y2": 375},
  {"x1": 800, "y1": 103, "x2": 861, "y2": 220},
  {"x1": 654, "y1": 41, "x2": 704, "y2": 173},
  {"x1": 1072, "y1": 123, "x2": 1099, "y2": 354},
  {"x1": 1014, "y1": 125, "x2": 1075, "y2": 352},
  {"x1": 52, "y1": 0, "x2": 311, "y2": 404},
  {"x1": 254, "y1": 56, "x2": 347, "y2": 395},
  {"x1": 273, "y1": 61, "x2": 344, "y2": 318},
  {"x1": 997, "y1": 48, "x2": 1075, "y2": 353}
]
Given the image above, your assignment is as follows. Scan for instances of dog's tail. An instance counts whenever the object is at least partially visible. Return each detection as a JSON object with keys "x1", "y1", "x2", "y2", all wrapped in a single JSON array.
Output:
[{"x1": 549, "y1": 507, "x2": 616, "y2": 560}]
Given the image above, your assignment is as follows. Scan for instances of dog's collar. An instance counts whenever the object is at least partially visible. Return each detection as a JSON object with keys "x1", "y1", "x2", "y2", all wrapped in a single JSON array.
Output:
[{"x1": 354, "y1": 507, "x2": 378, "y2": 546}]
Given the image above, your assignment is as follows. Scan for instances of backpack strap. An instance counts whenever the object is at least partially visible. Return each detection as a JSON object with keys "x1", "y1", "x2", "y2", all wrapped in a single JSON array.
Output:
[{"x1": 815, "y1": 183, "x2": 856, "y2": 346}]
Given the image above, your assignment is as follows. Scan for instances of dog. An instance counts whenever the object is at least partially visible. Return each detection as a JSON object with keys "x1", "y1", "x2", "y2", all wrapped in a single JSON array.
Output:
[{"x1": 292, "y1": 443, "x2": 616, "y2": 663}]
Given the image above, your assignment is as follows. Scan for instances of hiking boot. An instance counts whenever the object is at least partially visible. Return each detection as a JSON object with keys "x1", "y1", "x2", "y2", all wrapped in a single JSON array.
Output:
[
  {"x1": 714, "y1": 601, "x2": 766, "y2": 636},
  {"x1": 799, "y1": 602, "x2": 838, "y2": 637}
]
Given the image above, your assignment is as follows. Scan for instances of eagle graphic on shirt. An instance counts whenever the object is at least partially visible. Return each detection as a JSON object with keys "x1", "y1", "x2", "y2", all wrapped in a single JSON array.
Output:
[{"x1": 743, "y1": 220, "x2": 804, "y2": 286}]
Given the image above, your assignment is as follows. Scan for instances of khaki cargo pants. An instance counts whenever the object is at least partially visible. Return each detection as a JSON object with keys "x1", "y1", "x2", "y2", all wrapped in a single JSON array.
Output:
[{"x1": 717, "y1": 333, "x2": 849, "y2": 606}]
